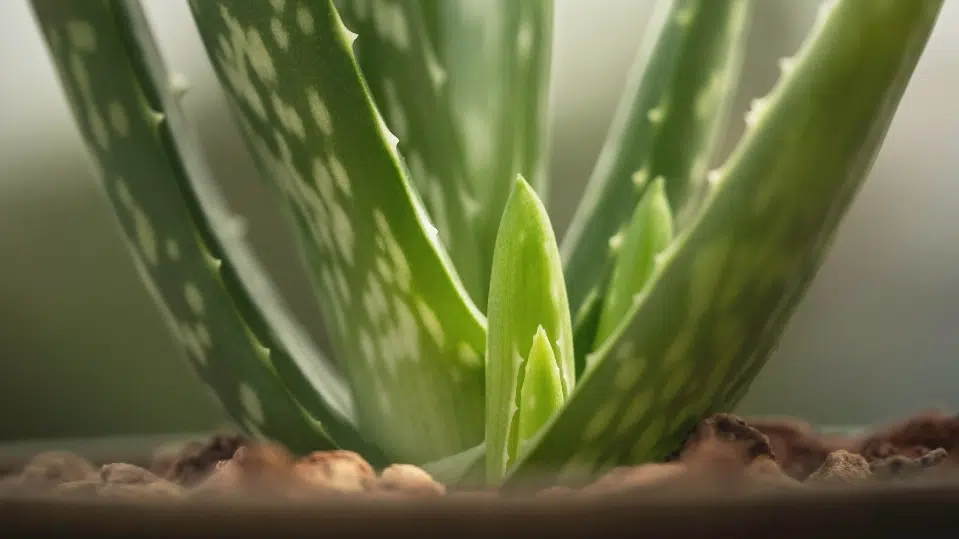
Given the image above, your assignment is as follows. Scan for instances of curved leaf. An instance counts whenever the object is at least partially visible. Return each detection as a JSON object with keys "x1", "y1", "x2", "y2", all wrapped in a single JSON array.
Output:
[
  {"x1": 561, "y1": 0, "x2": 753, "y2": 348},
  {"x1": 336, "y1": 0, "x2": 554, "y2": 308},
  {"x1": 507, "y1": 0, "x2": 943, "y2": 487},
  {"x1": 186, "y1": 0, "x2": 487, "y2": 462},
  {"x1": 427, "y1": 0, "x2": 555, "y2": 305},
  {"x1": 29, "y1": 0, "x2": 381, "y2": 458},
  {"x1": 334, "y1": 0, "x2": 484, "y2": 307}
]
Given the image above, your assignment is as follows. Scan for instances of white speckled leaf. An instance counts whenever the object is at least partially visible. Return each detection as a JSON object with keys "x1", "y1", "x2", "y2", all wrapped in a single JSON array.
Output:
[
  {"x1": 29, "y1": 0, "x2": 386, "y2": 460},
  {"x1": 336, "y1": 0, "x2": 554, "y2": 308},
  {"x1": 186, "y1": 0, "x2": 488, "y2": 462},
  {"x1": 505, "y1": 0, "x2": 943, "y2": 488},
  {"x1": 562, "y1": 0, "x2": 753, "y2": 362}
]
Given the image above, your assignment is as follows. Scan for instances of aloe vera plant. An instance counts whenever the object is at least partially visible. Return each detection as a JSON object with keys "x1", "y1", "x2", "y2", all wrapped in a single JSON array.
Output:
[{"x1": 29, "y1": 0, "x2": 942, "y2": 488}]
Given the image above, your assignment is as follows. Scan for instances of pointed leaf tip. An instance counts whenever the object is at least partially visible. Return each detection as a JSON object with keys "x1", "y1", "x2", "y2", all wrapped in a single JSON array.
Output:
[
  {"x1": 511, "y1": 173, "x2": 540, "y2": 208},
  {"x1": 518, "y1": 326, "x2": 565, "y2": 447},
  {"x1": 594, "y1": 176, "x2": 674, "y2": 350}
]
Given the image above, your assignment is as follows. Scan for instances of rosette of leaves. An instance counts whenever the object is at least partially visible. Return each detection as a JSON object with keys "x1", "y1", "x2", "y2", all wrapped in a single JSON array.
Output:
[{"x1": 30, "y1": 0, "x2": 942, "y2": 488}]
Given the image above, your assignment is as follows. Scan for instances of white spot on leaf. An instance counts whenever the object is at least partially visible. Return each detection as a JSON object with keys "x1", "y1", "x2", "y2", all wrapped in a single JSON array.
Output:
[
  {"x1": 330, "y1": 203, "x2": 355, "y2": 266},
  {"x1": 133, "y1": 207, "x2": 158, "y2": 265},
  {"x1": 270, "y1": 18, "x2": 289, "y2": 50},
  {"x1": 415, "y1": 297, "x2": 445, "y2": 347},
  {"x1": 297, "y1": 6, "x2": 314, "y2": 35},
  {"x1": 239, "y1": 383, "x2": 266, "y2": 424},
  {"x1": 245, "y1": 29, "x2": 276, "y2": 83},
  {"x1": 306, "y1": 87, "x2": 333, "y2": 137},
  {"x1": 107, "y1": 101, "x2": 129, "y2": 136},
  {"x1": 165, "y1": 238, "x2": 180, "y2": 260},
  {"x1": 516, "y1": 19, "x2": 533, "y2": 60},
  {"x1": 583, "y1": 404, "x2": 616, "y2": 442},
  {"x1": 184, "y1": 282, "x2": 205, "y2": 315},
  {"x1": 328, "y1": 154, "x2": 352, "y2": 198}
]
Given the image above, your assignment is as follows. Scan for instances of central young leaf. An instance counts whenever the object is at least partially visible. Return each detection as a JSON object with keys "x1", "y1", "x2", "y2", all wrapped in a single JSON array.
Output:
[{"x1": 485, "y1": 176, "x2": 575, "y2": 482}]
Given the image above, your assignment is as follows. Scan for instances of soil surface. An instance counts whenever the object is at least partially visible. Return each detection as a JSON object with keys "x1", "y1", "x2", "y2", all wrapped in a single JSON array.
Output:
[{"x1": 3, "y1": 411, "x2": 959, "y2": 502}]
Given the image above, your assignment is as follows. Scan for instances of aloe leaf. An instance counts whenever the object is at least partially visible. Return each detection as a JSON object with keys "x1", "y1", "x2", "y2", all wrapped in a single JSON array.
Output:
[
  {"x1": 505, "y1": 0, "x2": 943, "y2": 487},
  {"x1": 186, "y1": 0, "x2": 487, "y2": 463},
  {"x1": 518, "y1": 327, "x2": 566, "y2": 446},
  {"x1": 28, "y1": 0, "x2": 388, "y2": 458},
  {"x1": 336, "y1": 0, "x2": 554, "y2": 308},
  {"x1": 425, "y1": 0, "x2": 555, "y2": 304},
  {"x1": 419, "y1": 441, "x2": 486, "y2": 486},
  {"x1": 561, "y1": 0, "x2": 753, "y2": 345},
  {"x1": 332, "y1": 0, "x2": 484, "y2": 307},
  {"x1": 485, "y1": 176, "x2": 574, "y2": 482},
  {"x1": 593, "y1": 177, "x2": 674, "y2": 351}
]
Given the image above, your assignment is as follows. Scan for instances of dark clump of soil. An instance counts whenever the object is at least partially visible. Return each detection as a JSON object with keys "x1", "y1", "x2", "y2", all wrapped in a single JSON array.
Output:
[
  {"x1": 870, "y1": 447, "x2": 950, "y2": 480},
  {"x1": 748, "y1": 410, "x2": 959, "y2": 482},
  {"x1": 3, "y1": 410, "x2": 959, "y2": 502},
  {"x1": 740, "y1": 417, "x2": 842, "y2": 480},
  {"x1": 853, "y1": 410, "x2": 959, "y2": 462},
  {"x1": 154, "y1": 433, "x2": 249, "y2": 487},
  {"x1": 680, "y1": 413, "x2": 775, "y2": 461}
]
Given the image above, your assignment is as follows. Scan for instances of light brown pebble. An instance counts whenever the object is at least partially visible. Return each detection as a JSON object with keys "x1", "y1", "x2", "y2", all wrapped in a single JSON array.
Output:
[
  {"x1": 190, "y1": 444, "x2": 295, "y2": 497},
  {"x1": 805, "y1": 450, "x2": 871, "y2": 485},
  {"x1": 377, "y1": 464, "x2": 445, "y2": 496},
  {"x1": 919, "y1": 447, "x2": 950, "y2": 467},
  {"x1": 18, "y1": 451, "x2": 96, "y2": 488},
  {"x1": 293, "y1": 450, "x2": 375, "y2": 493},
  {"x1": 232, "y1": 444, "x2": 295, "y2": 476},
  {"x1": 100, "y1": 463, "x2": 162, "y2": 485}
]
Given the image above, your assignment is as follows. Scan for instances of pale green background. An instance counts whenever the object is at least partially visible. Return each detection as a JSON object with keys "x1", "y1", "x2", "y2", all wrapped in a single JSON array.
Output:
[{"x1": 1, "y1": 1, "x2": 958, "y2": 442}]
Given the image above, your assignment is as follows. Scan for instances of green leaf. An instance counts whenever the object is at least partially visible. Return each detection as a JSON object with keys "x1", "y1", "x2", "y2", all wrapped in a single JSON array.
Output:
[
  {"x1": 186, "y1": 0, "x2": 487, "y2": 463},
  {"x1": 29, "y1": 0, "x2": 384, "y2": 459},
  {"x1": 419, "y1": 441, "x2": 486, "y2": 486},
  {"x1": 336, "y1": 0, "x2": 555, "y2": 308},
  {"x1": 485, "y1": 176, "x2": 574, "y2": 483},
  {"x1": 593, "y1": 176, "x2": 674, "y2": 351},
  {"x1": 561, "y1": 0, "x2": 753, "y2": 344},
  {"x1": 518, "y1": 327, "x2": 566, "y2": 446},
  {"x1": 425, "y1": 0, "x2": 555, "y2": 306},
  {"x1": 506, "y1": 0, "x2": 943, "y2": 488},
  {"x1": 333, "y1": 0, "x2": 484, "y2": 307}
]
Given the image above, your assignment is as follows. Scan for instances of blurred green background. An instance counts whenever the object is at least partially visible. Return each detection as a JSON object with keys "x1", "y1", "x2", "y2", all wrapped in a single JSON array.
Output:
[{"x1": 1, "y1": 1, "x2": 958, "y2": 442}]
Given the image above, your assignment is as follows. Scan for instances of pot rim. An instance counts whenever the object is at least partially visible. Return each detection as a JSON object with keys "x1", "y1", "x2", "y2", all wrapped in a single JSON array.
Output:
[{"x1": 1, "y1": 477, "x2": 958, "y2": 538}]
